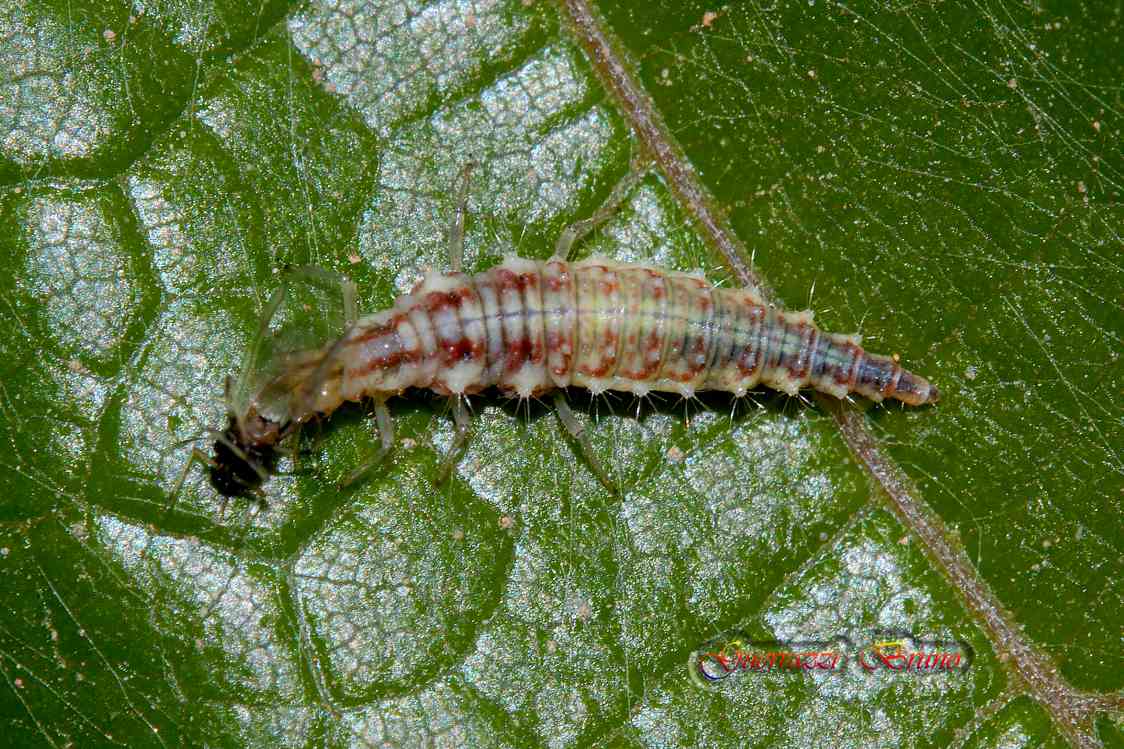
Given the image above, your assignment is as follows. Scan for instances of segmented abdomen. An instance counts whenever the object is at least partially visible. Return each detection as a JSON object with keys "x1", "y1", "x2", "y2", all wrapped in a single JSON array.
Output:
[{"x1": 299, "y1": 256, "x2": 936, "y2": 417}]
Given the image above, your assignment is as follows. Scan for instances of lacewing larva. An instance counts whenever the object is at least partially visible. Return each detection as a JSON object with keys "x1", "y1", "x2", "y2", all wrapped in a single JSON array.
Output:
[{"x1": 175, "y1": 170, "x2": 938, "y2": 504}]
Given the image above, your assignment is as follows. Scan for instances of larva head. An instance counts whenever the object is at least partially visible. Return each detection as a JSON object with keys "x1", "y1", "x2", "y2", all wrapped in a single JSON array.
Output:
[{"x1": 208, "y1": 414, "x2": 281, "y2": 499}]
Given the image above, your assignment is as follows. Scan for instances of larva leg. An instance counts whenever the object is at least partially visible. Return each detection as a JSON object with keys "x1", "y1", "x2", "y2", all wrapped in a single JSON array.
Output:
[
  {"x1": 446, "y1": 161, "x2": 476, "y2": 273},
  {"x1": 553, "y1": 153, "x2": 652, "y2": 261},
  {"x1": 165, "y1": 447, "x2": 214, "y2": 517},
  {"x1": 340, "y1": 399, "x2": 395, "y2": 488},
  {"x1": 553, "y1": 392, "x2": 617, "y2": 495},
  {"x1": 435, "y1": 396, "x2": 472, "y2": 483}
]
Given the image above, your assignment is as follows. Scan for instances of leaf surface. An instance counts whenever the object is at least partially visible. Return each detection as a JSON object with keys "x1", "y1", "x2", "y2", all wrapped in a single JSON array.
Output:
[{"x1": 0, "y1": 0, "x2": 1119, "y2": 747}]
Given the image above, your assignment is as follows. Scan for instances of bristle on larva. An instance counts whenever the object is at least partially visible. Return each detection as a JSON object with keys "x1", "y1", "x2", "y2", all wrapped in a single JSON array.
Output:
[{"x1": 287, "y1": 256, "x2": 938, "y2": 419}]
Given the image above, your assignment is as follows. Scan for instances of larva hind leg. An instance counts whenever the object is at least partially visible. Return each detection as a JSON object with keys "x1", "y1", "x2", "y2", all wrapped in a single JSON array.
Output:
[
  {"x1": 446, "y1": 161, "x2": 476, "y2": 273},
  {"x1": 340, "y1": 399, "x2": 395, "y2": 488},
  {"x1": 553, "y1": 392, "x2": 618, "y2": 495},
  {"x1": 553, "y1": 153, "x2": 652, "y2": 261},
  {"x1": 435, "y1": 396, "x2": 472, "y2": 483}
]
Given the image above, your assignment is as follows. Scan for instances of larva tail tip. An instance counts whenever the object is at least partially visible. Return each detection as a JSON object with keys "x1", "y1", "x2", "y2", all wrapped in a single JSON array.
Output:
[{"x1": 892, "y1": 370, "x2": 939, "y2": 406}]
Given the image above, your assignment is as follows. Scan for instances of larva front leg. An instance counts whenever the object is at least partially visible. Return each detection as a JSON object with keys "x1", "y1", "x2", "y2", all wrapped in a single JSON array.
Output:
[
  {"x1": 340, "y1": 398, "x2": 395, "y2": 488},
  {"x1": 553, "y1": 392, "x2": 618, "y2": 496}
]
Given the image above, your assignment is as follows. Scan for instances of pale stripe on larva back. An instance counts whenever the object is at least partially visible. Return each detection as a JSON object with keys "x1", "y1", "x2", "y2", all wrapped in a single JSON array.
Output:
[{"x1": 274, "y1": 255, "x2": 938, "y2": 425}]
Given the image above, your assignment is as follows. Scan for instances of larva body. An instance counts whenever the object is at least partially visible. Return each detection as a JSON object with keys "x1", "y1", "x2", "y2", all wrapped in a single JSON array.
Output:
[
  {"x1": 203, "y1": 254, "x2": 937, "y2": 499},
  {"x1": 271, "y1": 255, "x2": 937, "y2": 425}
]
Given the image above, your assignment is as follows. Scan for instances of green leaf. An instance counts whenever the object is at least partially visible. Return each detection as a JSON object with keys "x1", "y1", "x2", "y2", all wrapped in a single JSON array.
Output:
[
  {"x1": 0, "y1": 0, "x2": 1119, "y2": 747},
  {"x1": 596, "y1": 0, "x2": 1123, "y2": 694}
]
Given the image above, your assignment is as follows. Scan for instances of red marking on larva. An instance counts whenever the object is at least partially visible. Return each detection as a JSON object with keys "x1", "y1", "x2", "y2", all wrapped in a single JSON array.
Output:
[
  {"x1": 737, "y1": 332, "x2": 764, "y2": 375},
  {"x1": 578, "y1": 320, "x2": 619, "y2": 377},
  {"x1": 529, "y1": 338, "x2": 545, "y2": 365},
  {"x1": 350, "y1": 346, "x2": 421, "y2": 379},
  {"x1": 424, "y1": 290, "x2": 461, "y2": 313},
  {"x1": 348, "y1": 319, "x2": 397, "y2": 347},
  {"x1": 495, "y1": 268, "x2": 522, "y2": 294},
  {"x1": 545, "y1": 326, "x2": 572, "y2": 375},
  {"x1": 495, "y1": 268, "x2": 535, "y2": 294},
  {"x1": 445, "y1": 337, "x2": 482, "y2": 365},
  {"x1": 579, "y1": 333, "x2": 618, "y2": 377},
  {"x1": 505, "y1": 337, "x2": 533, "y2": 373}
]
